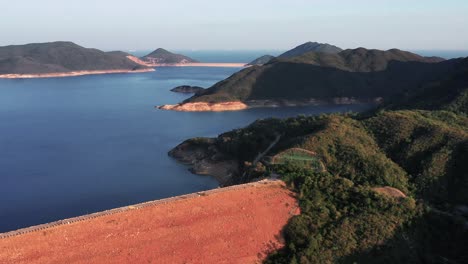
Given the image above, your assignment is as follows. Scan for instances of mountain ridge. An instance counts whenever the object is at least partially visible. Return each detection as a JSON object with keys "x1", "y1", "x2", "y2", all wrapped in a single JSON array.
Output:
[{"x1": 170, "y1": 47, "x2": 453, "y2": 108}]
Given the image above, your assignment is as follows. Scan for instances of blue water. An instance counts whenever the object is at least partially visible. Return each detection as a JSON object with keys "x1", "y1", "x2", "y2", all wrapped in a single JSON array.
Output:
[
  {"x1": 129, "y1": 50, "x2": 283, "y2": 63},
  {"x1": 0, "y1": 67, "x2": 372, "y2": 232},
  {"x1": 128, "y1": 49, "x2": 468, "y2": 62},
  {"x1": 412, "y1": 50, "x2": 468, "y2": 59}
]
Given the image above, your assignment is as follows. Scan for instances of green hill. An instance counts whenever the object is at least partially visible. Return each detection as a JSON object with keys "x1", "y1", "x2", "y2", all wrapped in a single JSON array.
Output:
[
  {"x1": 185, "y1": 48, "x2": 453, "y2": 104},
  {"x1": 278, "y1": 41, "x2": 343, "y2": 58},
  {"x1": 246, "y1": 41, "x2": 342, "y2": 68},
  {"x1": 0, "y1": 41, "x2": 149, "y2": 74},
  {"x1": 140, "y1": 48, "x2": 198, "y2": 64}
]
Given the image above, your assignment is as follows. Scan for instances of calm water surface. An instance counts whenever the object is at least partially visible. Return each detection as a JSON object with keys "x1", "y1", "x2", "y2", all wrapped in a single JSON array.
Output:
[{"x1": 0, "y1": 67, "x2": 372, "y2": 232}]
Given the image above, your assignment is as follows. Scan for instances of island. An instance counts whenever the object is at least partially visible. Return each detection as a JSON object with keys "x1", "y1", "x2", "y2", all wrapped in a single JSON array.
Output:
[
  {"x1": 170, "y1": 85, "x2": 205, "y2": 94},
  {"x1": 139, "y1": 48, "x2": 246, "y2": 68},
  {"x1": 140, "y1": 48, "x2": 199, "y2": 65},
  {"x1": 158, "y1": 43, "x2": 452, "y2": 112},
  {"x1": 0, "y1": 41, "x2": 154, "y2": 78}
]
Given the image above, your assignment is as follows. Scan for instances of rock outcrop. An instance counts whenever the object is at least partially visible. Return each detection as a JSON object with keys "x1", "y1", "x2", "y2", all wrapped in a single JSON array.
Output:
[
  {"x1": 169, "y1": 138, "x2": 239, "y2": 186},
  {"x1": 170, "y1": 85, "x2": 205, "y2": 94}
]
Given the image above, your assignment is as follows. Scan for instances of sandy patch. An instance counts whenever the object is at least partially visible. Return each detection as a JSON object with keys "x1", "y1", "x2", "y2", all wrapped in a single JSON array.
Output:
[{"x1": 373, "y1": 186, "x2": 407, "y2": 198}]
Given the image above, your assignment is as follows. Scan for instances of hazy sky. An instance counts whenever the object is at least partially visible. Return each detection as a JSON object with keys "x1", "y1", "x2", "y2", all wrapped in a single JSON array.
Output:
[{"x1": 1, "y1": 0, "x2": 467, "y2": 51}]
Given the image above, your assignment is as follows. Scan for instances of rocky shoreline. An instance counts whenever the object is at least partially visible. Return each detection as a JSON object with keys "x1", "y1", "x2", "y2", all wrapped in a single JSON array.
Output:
[
  {"x1": 147, "y1": 62, "x2": 247, "y2": 68},
  {"x1": 158, "y1": 101, "x2": 249, "y2": 112},
  {"x1": 158, "y1": 97, "x2": 382, "y2": 112},
  {"x1": 0, "y1": 68, "x2": 155, "y2": 79},
  {"x1": 169, "y1": 138, "x2": 239, "y2": 186}
]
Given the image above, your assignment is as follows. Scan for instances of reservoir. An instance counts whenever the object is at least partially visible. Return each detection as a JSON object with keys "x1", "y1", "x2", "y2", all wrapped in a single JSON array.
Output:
[{"x1": 0, "y1": 66, "x2": 372, "y2": 232}]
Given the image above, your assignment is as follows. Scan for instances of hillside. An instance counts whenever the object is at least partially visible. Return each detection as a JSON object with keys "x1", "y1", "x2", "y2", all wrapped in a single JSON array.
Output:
[
  {"x1": 0, "y1": 41, "x2": 151, "y2": 76},
  {"x1": 176, "y1": 48, "x2": 453, "y2": 107},
  {"x1": 169, "y1": 93, "x2": 468, "y2": 263},
  {"x1": 246, "y1": 41, "x2": 342, "y2": 67},
  {"x1": 246, "y1": 54, "x2": 275, "y2": 66},
  {"x1": 274, "y1": 48, "x2": 445, "y2": 71},
  {"x1": 140, "y1": 48, "x2": 198, "y2": 65},
  {"x1": 384, "y1": 57, "x2": 468, "y2": 114}
]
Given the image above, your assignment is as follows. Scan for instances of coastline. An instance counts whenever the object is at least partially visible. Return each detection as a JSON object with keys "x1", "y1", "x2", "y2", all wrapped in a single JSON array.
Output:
[
  {"x1": 148, "y1": 62, "x2": 247, "y2": 68},
  {"x1": 158, "y1": 101, "x2": 249, "y2": 112},
  {"x1": 0, "y1": 68, "x2": 155, "y2": 79},
  {"x1": 158, "y1": 98, "x2": 382, "y2": 112}
]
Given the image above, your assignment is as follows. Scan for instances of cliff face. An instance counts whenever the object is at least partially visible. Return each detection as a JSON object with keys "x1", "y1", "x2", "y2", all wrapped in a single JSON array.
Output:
[{"x1": 0, "y1": 42, "x2": 151, "y2": 75}]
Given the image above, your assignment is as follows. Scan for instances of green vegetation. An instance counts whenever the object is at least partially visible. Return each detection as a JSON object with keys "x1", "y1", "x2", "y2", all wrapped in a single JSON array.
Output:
[
  {"x1": 272, "y1": 149, "x2": 324, "y2": 172},
  {"x1": 277, "y1": 42, "x2": 343, "y2": 58},
  {"x1": 187, "y1": 48, "x2": 453, "y2": 104},
  {"x1": 141, "y1": 48, "x2": 198, "y2": 64},
  {"x1": 179, "y1": 103, "x2": 467, "y2": 262},
  {"x1": 171, "y1": 49, "x2": 468, "y2": 262},
  {"x1": 0, "y1": 41, "x2": 149, "y2": 74}
]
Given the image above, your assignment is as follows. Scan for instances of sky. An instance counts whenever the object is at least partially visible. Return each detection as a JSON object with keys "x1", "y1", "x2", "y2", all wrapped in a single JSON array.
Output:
[{"x1": 1, "y1": 0, "x2": 468, "y2": 51}]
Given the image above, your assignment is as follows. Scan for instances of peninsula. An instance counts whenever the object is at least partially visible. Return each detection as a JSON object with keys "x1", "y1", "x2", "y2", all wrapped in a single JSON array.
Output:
[
  {"x1": 0, "y1": 41, "x2": 154, "y2": 78},
  {"x1": 158, "y1": 44, "x2": 453, "y2": 112}
]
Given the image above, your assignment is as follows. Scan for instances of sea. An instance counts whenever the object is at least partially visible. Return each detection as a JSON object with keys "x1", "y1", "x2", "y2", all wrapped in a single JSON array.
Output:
[{"x1": 0, "y1": 50, "x2": 465, "y2": 232}]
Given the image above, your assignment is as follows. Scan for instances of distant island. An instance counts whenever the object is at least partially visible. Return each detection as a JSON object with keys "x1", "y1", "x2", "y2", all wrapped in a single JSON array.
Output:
[
  {"x1": 170, "y1": 85, "x2": 205, "y2": 94},
  {"x1": 158, "y1": 42, "x2": 455, "y2": 112},
  {"x1": 139, "y1": 48, "x2": 246, "y2": 68},
  {"x1": 0, "y1": 41, "x2": 154, "y2": 78},
  {"x1": 140, "y1": 48, "x2": 199, "y2": 65}
]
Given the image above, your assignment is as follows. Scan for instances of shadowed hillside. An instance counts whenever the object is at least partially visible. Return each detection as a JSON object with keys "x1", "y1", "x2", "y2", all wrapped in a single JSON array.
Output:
[{"x1": 182, "y1": 48, "x2": 451, "y2": 105}]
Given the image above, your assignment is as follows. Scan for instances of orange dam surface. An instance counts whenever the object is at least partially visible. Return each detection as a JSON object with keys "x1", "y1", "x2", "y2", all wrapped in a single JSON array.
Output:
[{"x1": 0, "y1": 180, "x2": 299, "y2": 264}]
